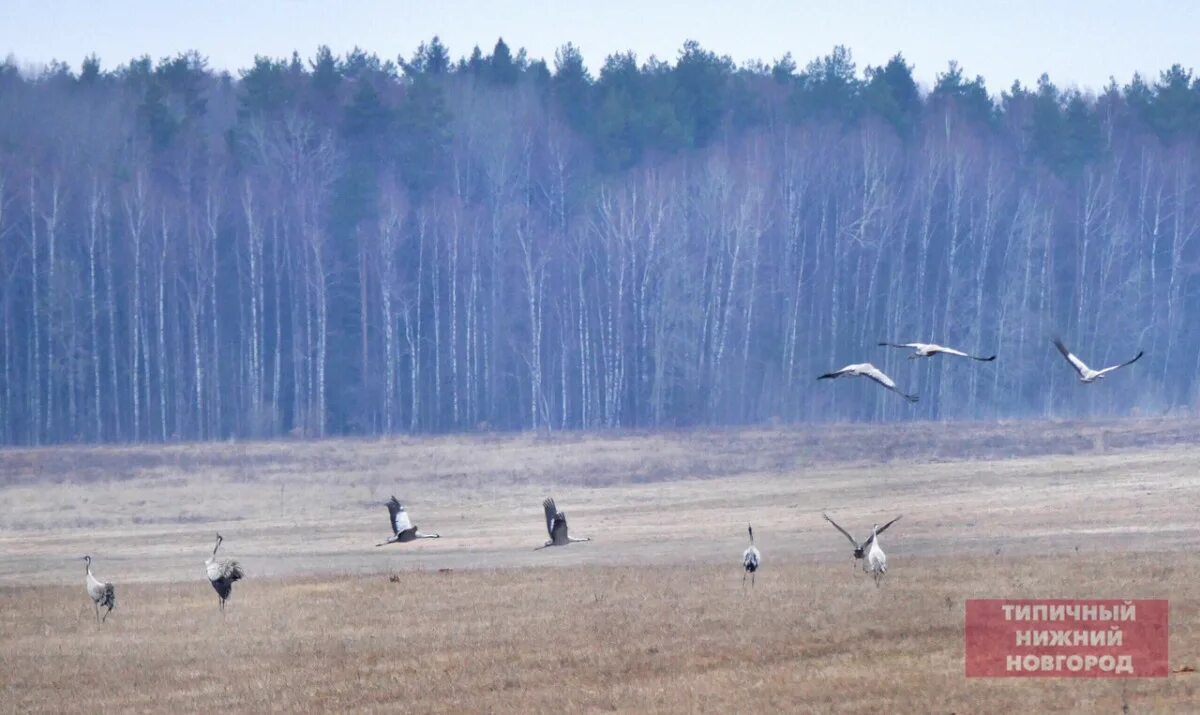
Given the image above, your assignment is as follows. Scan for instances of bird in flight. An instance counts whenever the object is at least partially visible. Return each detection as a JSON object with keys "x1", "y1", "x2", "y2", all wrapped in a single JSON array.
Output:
[
  {"x1": 822, "y1": 513, "x2": 902, "y2": 571},
  {"x1": 818, "y1": 363, "x2": 918, "y2": 402},
  {"x1": 377, "y1": 497, "x2": 441, "y2": 545},
  {"x1": 536, "y1": 497, "x2": 590, "y2": 549},
  {"x1": 878, "y1": 341, "x2": 995, "y2": 362},
  {"x1": 1053, "y1": 338, "x2": 1143, "y2": 383}
]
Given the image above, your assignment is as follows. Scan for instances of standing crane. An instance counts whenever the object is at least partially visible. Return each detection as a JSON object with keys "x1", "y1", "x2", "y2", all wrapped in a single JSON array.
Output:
[
  {"x1": 878, "y1": 341, "x2": 996, "y2": 362},
  {"x1": 866, "y1": 524, "x2": 890, "y2": 587},
  {"x1": 822, "y1": 513, "x2": 902, "y2": 572},
  {"x1": 205, "y1": 534, "x2": 244, "y2": 613},
  {"x1": 535, "y1": 497, "x2": 590, "y2": 549},
  {"x1": 818, "y1": 363, "x2": 918, "y2": 402},
  {"x1": 82, "y1": 555, "x2": 115, "y2": 623},
  {"x1": 1053, "y1": 338, "x2": 1143, "y2": 383},
  {"x1": 376, "y1": 497, "x2": 441, "y2": 545},
  {"x1": 742, "y1": 524, "x2": 761, "y2": 587}
]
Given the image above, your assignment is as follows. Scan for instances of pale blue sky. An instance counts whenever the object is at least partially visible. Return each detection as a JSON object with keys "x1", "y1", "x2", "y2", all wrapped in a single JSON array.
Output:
[{"x1": 2, "y1": 1, "x2": 1196, "y2": 92}]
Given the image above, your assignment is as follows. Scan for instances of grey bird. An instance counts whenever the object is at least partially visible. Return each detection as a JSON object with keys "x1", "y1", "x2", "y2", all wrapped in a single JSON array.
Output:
[
  {"x1": 376, "y1": 496, "x2": 441, "y2": 545},
  {"x1": 205, "y1": 534, "x2": 244, "y2": 613},
  {"x1": 742, "y1": 524, "x2": 761, "y2": 587},
  {"x1": 818, "y1": 363, "x2": 918, "y2": 402},
  {"x1": 878, "y1": 341, "x2": 996, "y2": 362},
  {"x1": 1053, "y1": 338, "x2": 1143, "y2": 383},
  {"x1": 536, "y1": 497, "x2": 591, "y2": 549},
  {"x1": 822, "y1": 513, "x2": 902, "y2": 572},
  {"x1": 82, "y1": 555, "x2": 116, "y2": 623}
]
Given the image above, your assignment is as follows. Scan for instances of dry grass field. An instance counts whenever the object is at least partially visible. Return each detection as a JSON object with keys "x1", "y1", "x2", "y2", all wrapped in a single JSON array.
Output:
[{"x1": 2, "y1": 419, "x2": 1199, "y2": 713}]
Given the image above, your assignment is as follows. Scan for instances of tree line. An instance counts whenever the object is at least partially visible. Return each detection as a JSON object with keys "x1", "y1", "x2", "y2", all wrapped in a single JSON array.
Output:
[{"x1": 1, "y1": 39, "x2": 1198, "y2": 445}]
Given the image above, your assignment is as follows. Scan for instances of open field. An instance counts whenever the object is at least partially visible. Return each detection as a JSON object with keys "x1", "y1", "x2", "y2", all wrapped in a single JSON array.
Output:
[
  {"x1": 2, "y1": 419, "x2": 1199, "y2": 712},
  {"x1": 2, "y1": 555, "x2": 1197, "y2": 714}
]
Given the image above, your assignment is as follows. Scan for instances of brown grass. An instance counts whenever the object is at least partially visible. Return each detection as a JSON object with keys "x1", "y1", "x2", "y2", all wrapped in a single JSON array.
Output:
[
  {"x1": 1, "y1": 555, "x2": 1196, "y2": 714},
  {"x1": 2, "y1": 420, "x2": 1199, "y2": 712}
]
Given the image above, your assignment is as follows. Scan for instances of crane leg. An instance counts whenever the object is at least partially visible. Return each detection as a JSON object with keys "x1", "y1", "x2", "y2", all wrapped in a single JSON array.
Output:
[
  {"x1": 94, "y1": 603, "x2": 99, "y2": 622},
  {"x1": 102, "y1": 605, "x2": 110, "y2": 623},
  {"x1": 742, "y1": 571, "x2": 747, "y2": 588},
  {"x1": 752, "y1": 572, "x2": 756, "y2": 587}
]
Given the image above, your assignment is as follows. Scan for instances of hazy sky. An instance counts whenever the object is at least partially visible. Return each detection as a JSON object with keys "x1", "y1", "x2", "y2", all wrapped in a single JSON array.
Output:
[{"x1": 2, "y1": 1, "x2": 1197, "y2": 93}]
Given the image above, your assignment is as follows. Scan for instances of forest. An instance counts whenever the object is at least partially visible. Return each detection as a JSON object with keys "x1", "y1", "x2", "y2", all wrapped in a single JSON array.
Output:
[{"x1": 0, "y1": 38, "x2": 1198, "y2": 445}]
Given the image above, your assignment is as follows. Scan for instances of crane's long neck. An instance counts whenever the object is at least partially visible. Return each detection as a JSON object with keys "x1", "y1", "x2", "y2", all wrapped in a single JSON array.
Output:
[{"x1": 213, "y1": 539, "x2": 221, "y2": 556}]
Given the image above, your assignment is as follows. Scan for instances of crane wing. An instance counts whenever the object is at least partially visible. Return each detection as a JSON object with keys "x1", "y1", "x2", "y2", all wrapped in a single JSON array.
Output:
[
  {"x1": 823, "y1": 513, "x2": 859, "y2": 547},
  {"x1": 863, "y1": 515, "x2": 902, "y2": 548},
  {"x1": 861, "y1": 364, "x2": 897, "y2": 389},
  {"x1": 542, "y1": 498, "x2": 559, "y2": 539},
  {"x1": 877, "y1": 514, "x2": 903, "y2": 534},
  {"x1": 861, "y1": 365, "x2": 919, "y2": 402},
  {"x1": 1096, "y1": 350, "x2": 1144, "y2": 377},
  {"x1": 223, "y1": 559, "x2": 245, "y2": 582},
  {"x1": 387, "y1": 496, "x2": 413, "y2": 535},
  {"x1": 817, "y1": 366, "x2": 851, "y2": 380},
  {"x1": 934, "y1": 345, "x2": 971, "y2": 358},
  {"x1": 937, "y1": 345, "x2": 998, "y2": 361},
  {"x1": 1053, "y1": 338, "x2": 1089, "y2": 376}
]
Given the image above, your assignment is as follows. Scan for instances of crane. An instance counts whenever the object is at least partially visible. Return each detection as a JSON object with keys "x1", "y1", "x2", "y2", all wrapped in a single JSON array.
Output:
[
  {"x1": 82, "y1": 555, "x2": 115, "y2": 623},
  {"x1": 536, "y1": 497, "x2": 590, "y2": 549},
  {"x1": 377, "y1": 497, "x2": 441, "y2": 545},
  {"x1": 866, "y1": 524, "x2": 890, "y2": 587},
  {"x1": 878, "y1": 341, "x2": 995, "y2": 362},
  {"x1": 742, "y1": 524, "x2": 760, "y2": 587},
  {"x1": 1053, "y1": 338, "x2": 1143, "y2": 383},
  {"x1": 205, "y1": 534, "x2": 244, "y2": 613},
  {"x1": 818, "y1": 363, "x2": 918, "y2": 402},
  {"x1": 822, "y1": 513, "x2": 901, "y2": 572}
]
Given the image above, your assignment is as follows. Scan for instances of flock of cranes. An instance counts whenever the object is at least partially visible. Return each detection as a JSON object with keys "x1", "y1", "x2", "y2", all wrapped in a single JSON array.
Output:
[
  {"x1": 819, "y1": 337, "x2": 1142, "y2": 402},
  {"x1": 79, "y1": 336, "x2": 1143, "y2": 619},
  {"x1": 81, "y1": 496, "x2": 899, "y2": 621},
  {"x1": 80, "y1": 494, "x2": 591, "y2": 620}
]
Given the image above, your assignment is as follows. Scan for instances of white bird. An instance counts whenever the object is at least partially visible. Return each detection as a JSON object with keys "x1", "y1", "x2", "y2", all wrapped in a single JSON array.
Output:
[
  {"x1": 205, "y1": 534, "x2": 244, "y2": 613},
  {"x1": 536, "y1": 497, "x2": 590, "y2": 549},
  {"x1": 376, "y1": 496, "x2": 441, "y2": 546},
  {"x1": 818, "y1": 363, "x2": 918, "y2": 402},
  {"x1": 1053, "y1": 338, "x2": 1143, "y2": 383},
  {"x1": 822, "y1": 513, "x2": 902, "y2": 571},
  {"x1": 866, "y1": 524, "x2": 890, "y2": 587},
  {"x1": 82, "y1": 555, "x2": 115, "y2": 623},
  {"x1": 742, "y1": 524, "x2": 760, "y2": 587},
  {"x1": 879, "y1": 341, "x2": 996, "y2": 362}
]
